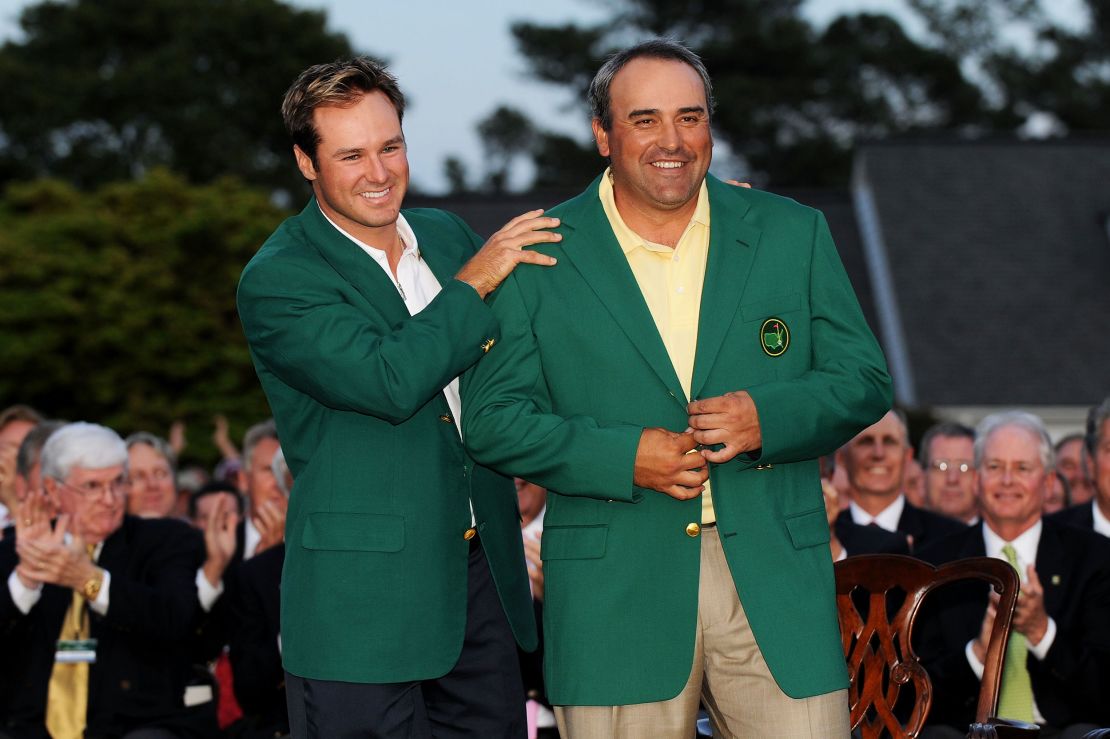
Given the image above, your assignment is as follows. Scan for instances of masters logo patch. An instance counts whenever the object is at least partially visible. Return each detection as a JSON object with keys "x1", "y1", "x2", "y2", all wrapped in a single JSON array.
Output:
[{"x1": 760, "y1": 318, "x2": 789, "y2": 357}]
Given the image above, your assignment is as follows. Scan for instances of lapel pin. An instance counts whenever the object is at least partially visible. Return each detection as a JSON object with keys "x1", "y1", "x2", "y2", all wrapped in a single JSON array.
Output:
[
  {"x1": 760, "y1": 318, "x2": 789, "y2": 357},
  {"x1": 1051, "y1": 574, "x2": 1061, "y2": 586}
]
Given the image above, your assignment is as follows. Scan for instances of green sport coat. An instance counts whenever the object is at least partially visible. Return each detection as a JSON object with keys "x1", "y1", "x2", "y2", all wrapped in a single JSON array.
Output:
[
  {"x1": 462, "y1": 174, "x2": 892, "y2": 706},
  {"x1": 237, "y1": 200, "x2": 537, "y2": 684}
]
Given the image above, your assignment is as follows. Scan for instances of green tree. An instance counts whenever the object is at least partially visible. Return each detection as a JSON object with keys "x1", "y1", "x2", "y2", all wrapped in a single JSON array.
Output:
[
  {"x1": 0, "y1": 0, "x2": 354, "y2": 195},
  {"x1": 503, "y1": 0, "x2": 1010, "y2": 187},
  {"x1": 0, "y1": 171, "x2": 286, "y2": 464},
  {"x1": 476, "y1": 105, "x2": 536, "y2": 193}
]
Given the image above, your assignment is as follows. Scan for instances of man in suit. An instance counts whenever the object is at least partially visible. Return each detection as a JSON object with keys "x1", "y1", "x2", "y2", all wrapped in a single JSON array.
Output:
[
  {"x1": 0, "y1": 422, "x2": 212, "y2": 739},
  {"x1": 917, "y1": 411, "x2": 1110, "y2": 737},
  {"x1": 1051, "y1": 397, "x2": 1110, "y2": 538},
  {"x1": 463, "y1": 39, "x2": 891, "y2": 738},
  {"x1": 237, "y1": 57, "x2": 554, "y2": 737},
  {"x1": 228, "y1": 542, "x2": 285, "y2": 737},
  {"x1": 836, "y1": 410, "x2": 966, "y2": 553},
  {"x1": 920, "y1": 422, "x2": 980, "y2": 524}
]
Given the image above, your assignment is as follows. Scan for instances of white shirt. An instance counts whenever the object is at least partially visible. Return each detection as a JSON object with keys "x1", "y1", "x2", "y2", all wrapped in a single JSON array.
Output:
[
  {"x1": 849, "y1": 494, "x2": 905, "y2": 532},
  {"x1": 964, "y1": 520, "x2": 1056, "y2": 724},
  {"x1": 244, "y1": 515, "x2": 262, "y2": 561},
  {"x1": 8, "y1": 540, "x2": 111, "y2": 616},
  {"x1": 1092, "y1": 501, "x2": 1110, "y2": 539},
  {"x1": 0, "y1": 503, "x2": 11, "y2": 530}
]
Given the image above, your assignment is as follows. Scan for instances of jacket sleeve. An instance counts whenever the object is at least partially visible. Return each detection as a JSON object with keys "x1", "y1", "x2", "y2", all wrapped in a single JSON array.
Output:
[
  {"x1": 237, "y1": 221, "x2": 498, "y2": 424},
  {"x1": 462, "y1": 272, "x2": 643, "y2": 502}
]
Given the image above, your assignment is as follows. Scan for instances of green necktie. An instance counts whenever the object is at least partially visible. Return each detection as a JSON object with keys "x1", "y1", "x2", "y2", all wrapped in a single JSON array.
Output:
[{"x1": 997, "y1": 543, "x2": 1035, "y2": 723}]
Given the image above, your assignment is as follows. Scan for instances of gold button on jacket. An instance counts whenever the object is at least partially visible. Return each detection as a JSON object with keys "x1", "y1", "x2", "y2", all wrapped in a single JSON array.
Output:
[{"x1": 685, "y1": 522, "x2": 701, "y2": 537}]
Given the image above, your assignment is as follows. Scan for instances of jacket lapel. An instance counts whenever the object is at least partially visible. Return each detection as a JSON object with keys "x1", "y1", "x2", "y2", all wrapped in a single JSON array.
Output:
[
  {"x1": 299, "y1": 199, "x2": 410, "y2": 326},
  {"x1": 555, "y1": 178, "x2": 687, "y2": 405},
  {"x1": 1035, "y1": 519, "x2": 1067, "y2": 615},
  {"x1": 691, "y1": 176, "x2": 762, "y2": 399}
]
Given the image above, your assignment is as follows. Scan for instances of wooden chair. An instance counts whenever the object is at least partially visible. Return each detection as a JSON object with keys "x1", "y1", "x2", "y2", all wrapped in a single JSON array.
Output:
[{"x1": 835, "y1": 554, "x2": 1040, "y2": 738}]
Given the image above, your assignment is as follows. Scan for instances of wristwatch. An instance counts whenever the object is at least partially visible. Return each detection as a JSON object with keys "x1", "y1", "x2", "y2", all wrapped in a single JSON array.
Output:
[{"x1": 82, "y1": 569, "x2": 104, "y2": 601}]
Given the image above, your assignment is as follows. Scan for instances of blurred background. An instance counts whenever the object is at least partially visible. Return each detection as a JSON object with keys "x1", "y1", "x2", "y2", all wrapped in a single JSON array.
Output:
[{"x1": 0, "y1": 0, "x2": 1106, "y2": 466}]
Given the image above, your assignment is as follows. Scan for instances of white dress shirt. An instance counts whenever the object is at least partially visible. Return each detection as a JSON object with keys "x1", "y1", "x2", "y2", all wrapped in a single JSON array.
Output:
[
  {"x1": 849, "y1": 494, "x2": 905, "y2": 532},
  {"x1": 964, "y1": 520, "x2": 1056, "y2": 724},
  {"x1": 1092, "y1": 500, "x2": 1110, "y2": 538}
]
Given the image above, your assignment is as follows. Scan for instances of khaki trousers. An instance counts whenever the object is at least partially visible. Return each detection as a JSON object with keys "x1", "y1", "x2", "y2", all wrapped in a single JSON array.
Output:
[{"x1": 556, "y1": 527, "x2": 848, "y2": 739}]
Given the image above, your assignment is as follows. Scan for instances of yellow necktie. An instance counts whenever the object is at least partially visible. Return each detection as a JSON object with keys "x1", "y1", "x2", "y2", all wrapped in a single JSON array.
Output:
[
  {"x1": 997, "y1": 543, "x2": 1035, "y2": 723},
  {"x1": 45, "y1": 554, "x2": 94, "y2": 739}
]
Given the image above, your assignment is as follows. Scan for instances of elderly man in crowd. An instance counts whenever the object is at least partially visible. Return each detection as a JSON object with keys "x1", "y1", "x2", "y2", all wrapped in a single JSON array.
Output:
[
  {"x1": 1051, "y1": 397, "x2": 1110, "y2": 538},
  {"x1": 921, "y1": 421, "x2": 979, "y2": 524},
  {"x1": 0, "y1": 422, "x2": 212, "y2": 739},
  {"x1": 918, "y1": 411, "x2": 1110, "y2": 738},
  {"x1": 124, "y1": 433, "x2": 179, "y2": 520},
  {"x1": 836, "y1": 410, "x2": 965, "y2": 553}
]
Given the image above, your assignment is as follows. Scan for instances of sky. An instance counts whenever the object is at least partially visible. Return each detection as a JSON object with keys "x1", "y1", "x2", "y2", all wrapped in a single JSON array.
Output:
[{"x1": 0, "y1": 0, "x2": 1088, "y2": 193}]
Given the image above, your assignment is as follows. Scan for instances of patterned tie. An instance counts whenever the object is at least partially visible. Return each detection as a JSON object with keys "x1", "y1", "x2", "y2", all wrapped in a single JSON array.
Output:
[{"x1": 997, "y1": 543, "x2": 1035, "y2": 723}]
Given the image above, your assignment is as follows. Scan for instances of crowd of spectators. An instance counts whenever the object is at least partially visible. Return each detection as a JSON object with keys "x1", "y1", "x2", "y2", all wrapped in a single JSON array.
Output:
[{"x1": 0, "y1": 397, "x2": 1107, "y2": 738}]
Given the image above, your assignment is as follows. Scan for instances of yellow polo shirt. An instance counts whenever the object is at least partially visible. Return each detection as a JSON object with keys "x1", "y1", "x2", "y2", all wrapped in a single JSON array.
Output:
[{"x1": 598, "y1": 169, "x2": 715, "y2": 524}]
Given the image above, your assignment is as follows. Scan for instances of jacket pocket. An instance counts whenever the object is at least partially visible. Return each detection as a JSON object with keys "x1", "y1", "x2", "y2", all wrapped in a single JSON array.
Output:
[
  {"x1": 301, "y1": 512, "x2": 405, "y2": 552},
  {"x1": 739, "y1": 292, "x2": 802, "y2": 322},
  {"x1": 784, "y1": 508, "x2": 830, "y2": 549},
  {"x1": 541, "y1": 525, "x2": 608, "y2": 561}
]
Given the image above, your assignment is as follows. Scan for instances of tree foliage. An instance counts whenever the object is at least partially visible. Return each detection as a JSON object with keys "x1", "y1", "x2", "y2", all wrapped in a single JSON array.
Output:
[
  {"x1": 494, "y1": 0, "x2": 1105, "y2": 188},
  {"x1": 0, "y1": 0, "x2": 353, "y2": 195},
  {"x1": 0, "y1": 171, "x2": 285, "y2": 463}
]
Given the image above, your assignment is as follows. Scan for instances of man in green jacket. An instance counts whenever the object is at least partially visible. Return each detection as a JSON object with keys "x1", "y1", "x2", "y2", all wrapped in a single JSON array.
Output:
[
  {"x1": 463, "y1": 40, "x2": 892, "y2": 738},
  {"x1": 237, "y1": 58, "x2": 557, "y2": 738}
]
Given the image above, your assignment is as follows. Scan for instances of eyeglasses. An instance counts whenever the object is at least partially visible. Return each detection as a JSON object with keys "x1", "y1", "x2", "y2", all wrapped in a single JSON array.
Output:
[
  {"x1": 928, "y1": 459, "x2": 973, "y2": 475},
  {"x1": 55, "y1": 476, "x2": 130, "y2": 499}
]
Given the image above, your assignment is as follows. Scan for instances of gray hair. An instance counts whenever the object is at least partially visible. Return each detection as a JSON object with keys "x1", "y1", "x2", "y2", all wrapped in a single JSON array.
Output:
[
  {"x1": 125, "y1": 431, "x2": 177, "y2": 474},
  {"x1": 41, "y1": 422, "x2": 128, "y2": 482},
  {"x1": 243, "y1": 419, "x2": 279, "y2": 471},
  {"x1": 588, "y1": 38, "x2": 715, "y2": 131},
  {"x1": 973, "y1": 411, "x2": 1054, "y2": 471},
  {"x1": 16, "y1": 420, "x2": 66, "y2": 477},
  {"x1": 919, "y1": 421, "x2": 975, "y2": 466}
]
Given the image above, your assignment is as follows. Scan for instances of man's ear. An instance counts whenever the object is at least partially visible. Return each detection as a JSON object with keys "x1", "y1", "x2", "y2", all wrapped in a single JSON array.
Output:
[
  {"x1": 293, "y1": 145, "x2": 318, "y2": 182},
  {"x1": 591, "y1": 118, "x2": 610, "y2": 157}
]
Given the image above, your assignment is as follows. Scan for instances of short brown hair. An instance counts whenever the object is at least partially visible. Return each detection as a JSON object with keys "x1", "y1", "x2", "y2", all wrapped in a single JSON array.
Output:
[
  {"x1": 281, "y1": 56, "x2": 405, "y2": 164},
  {"x1": 0, "y1": 404, "x2": 43, "y2": 433}
]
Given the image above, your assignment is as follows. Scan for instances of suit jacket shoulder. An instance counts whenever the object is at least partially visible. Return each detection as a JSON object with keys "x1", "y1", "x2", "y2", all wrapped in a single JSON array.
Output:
[
  {"x1": 1047, "y1": 502, "x2": 1095, "y2": 531},
  {"x1": 898, "y1": 501, "x2": 967, "y2": 551}
]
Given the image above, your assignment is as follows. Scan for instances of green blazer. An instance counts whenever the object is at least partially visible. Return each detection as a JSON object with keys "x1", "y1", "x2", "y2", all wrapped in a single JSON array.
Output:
[
  {"x1": 463, "y1": 175, "x2": 892, "y2": 705},
  {"x1": 237, "y1": 200, "x2": 537, "y2": 684}
]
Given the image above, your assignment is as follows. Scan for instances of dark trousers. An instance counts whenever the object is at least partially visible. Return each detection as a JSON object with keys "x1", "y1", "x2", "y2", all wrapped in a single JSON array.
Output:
[{"x1": 285, "y1": 538, "x2": 526, "y2": 739}]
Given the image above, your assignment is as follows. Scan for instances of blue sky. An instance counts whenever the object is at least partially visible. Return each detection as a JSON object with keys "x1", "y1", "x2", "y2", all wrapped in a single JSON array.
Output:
[{"x1": 0, "y1": 0, "x2": 1086, "y2": 192}]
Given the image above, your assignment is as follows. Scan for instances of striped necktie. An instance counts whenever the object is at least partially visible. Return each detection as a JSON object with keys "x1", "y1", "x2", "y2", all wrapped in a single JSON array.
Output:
[{"x1": 997, "y1": 543, "x2": 1035, "y2": 723}]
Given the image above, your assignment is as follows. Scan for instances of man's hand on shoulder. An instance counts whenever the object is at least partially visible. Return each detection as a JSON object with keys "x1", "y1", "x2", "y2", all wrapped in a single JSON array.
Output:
[
  {"x1": 633, "y1": 428, "x2": 708, "y2": 500},
  {"x1": 455, "y1": 209, "x2": 560, "y2": 298},
  {"x1": 687, "y1": 390, "x2": 762, "y2": 464}
]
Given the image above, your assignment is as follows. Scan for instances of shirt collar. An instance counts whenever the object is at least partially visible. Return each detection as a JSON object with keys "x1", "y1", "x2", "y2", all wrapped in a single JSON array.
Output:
[
  {"x1": 598, "y1": 167, "x2": 710, "y2": 254},
  {"x1": 982, "y1": 518, "x2": 1042, "y2": 580},
  {"x1": 317, "y1": 205, "x2": 419, "y2": 263},
  {"x1": 849, "y1": 494, "x2": 905, "y2": 532},
  {"x1": 1092, "y1": 500, "x2": 1110, "y2": 538}
]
